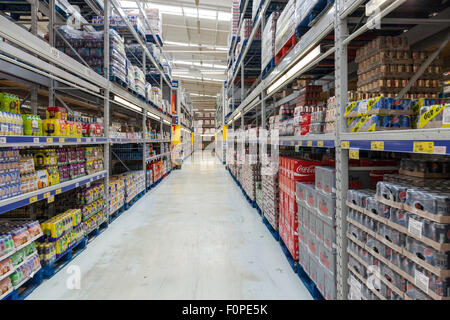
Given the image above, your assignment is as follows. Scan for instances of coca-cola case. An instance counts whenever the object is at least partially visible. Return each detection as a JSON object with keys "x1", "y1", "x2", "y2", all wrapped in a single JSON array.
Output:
[
  {"x1": 309, "y1": 254, "x2": 319, "y2": 284},
  {"x1": 319, "y1": 243, "x2": 337, "y2": 275},
  {"x1": 324, "y1": 268, "x2": 337, "y2": 300},
  {"x1": 316, "y1": 191, "x2": 337, "y2": 226},
  {"x1": 296, "y1": 181, "x2": 314, "y2": 204},
  {"x1": 292, "y1": 159, "x2": 321, "y2": 182},
  {"x1": 299, "y1": 240, "x2": 309, "y2": 267},
  {"x1": 307, "y1": 228, "x2": 319, "y2": 258},
  {"x1": 323, "y1": 222, "x2": 337, "y2": 250},
  {"x1": 316, "y1": 214, "x2": 324, "y2": 244},
  {"x1": 315, "y1": 166, "x2": 336, "y2": 195},
  {"x1": 316, "y1": 262, "x2": 326, "y2": 296}
]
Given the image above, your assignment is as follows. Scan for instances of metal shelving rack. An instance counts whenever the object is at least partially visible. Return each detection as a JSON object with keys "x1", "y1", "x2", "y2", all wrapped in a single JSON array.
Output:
[
  {"x1": 221, "y1": 0, "x2": 450, "y2": 300},
  {"x1": 0, "y1": 0, "x2": 174, "y2": 234}
]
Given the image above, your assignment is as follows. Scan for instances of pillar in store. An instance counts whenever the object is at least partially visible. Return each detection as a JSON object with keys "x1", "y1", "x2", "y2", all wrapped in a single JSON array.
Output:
[
  {"x1": 48, "y1": 0, "x2": 55, "y2": 106},
  {"x1": 103, "y1": 0, "x2": 111, "y2": 217},
  {"x1": 335, "y1": 3, "x2": 349, "y2": 300}
]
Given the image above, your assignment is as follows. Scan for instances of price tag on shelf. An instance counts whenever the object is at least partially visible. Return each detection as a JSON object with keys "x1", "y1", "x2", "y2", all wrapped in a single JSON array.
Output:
[
  {"x1": 47, "y1": 196, "x2": 55, "y2": 204},
  {"x1": 29, "y1": 196, "x2": 38, "y2": 204},
  {"x1": 77, "y1": 138, "x2": 82, "y2": 143},
  {"x1": 413, "y1": 141, "x2": 434, "y2": 154},
  {"x1": 371, "y1": 141, "x2": 384, "y2": 151},
  {"x1": 298, "y1": 141, "x2": 303, "y2": 147},
  {"x1": 59, "y1": 138, "x2": 65, "y2": 143},
  {"x1": 55, "y1": 188, "x2": 62, "y2": 195},
  {"x1": 86, "y1": 182, "x2": 91, "y2": 188},
  {"x1": 307, "y1": 141, "x2": 313, "y2": 147},
  {"x1": 0, "y1": 137, "x2": 6, "y2": 144},
  {"x1": 318, "y1": 141, "x2": 324, "y2": 147},
  {"x1": 43, "y1": 192, "x2": 51, "y2": 199},
  {"x1": 349, "y1": 149, "x2": 360, "y2": 160},
  {"x1": 341, "y1": 141, "x2": 350, "y2": 149},
  {"x1": 46, "y1": 138, "x2": 53, "y2": 143},
  {"x1": 75, "y1": 183, "x2": 79, "y2": 188},
  {"x1": 295, "y1": 146, "x2": 299, "y2": 153},
  {"x1": 290, "y1": 141, "x2": 295, "y2": 146},
  {"x1": 33, "y1": 138, "x2": 39, "y2": 143}
]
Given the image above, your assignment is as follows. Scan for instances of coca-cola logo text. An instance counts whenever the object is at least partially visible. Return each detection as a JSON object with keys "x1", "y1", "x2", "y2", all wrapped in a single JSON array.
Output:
[{"x1": 295, "y1": 165, "x2": 316, "y2": 175}]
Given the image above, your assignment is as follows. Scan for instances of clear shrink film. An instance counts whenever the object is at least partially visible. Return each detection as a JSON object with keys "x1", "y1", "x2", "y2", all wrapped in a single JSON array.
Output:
[
  {"x1": 262, "y1": 12, "x2": 280, "y2": 69},
  {"x1": 275, "y1": 0, "x2": 296, "y2": 55},
  {"x1": 230, "y1": 0, "x2": 240, "y2": 38}
]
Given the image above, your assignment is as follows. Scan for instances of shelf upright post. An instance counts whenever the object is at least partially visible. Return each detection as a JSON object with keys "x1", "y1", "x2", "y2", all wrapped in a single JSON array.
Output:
[
  {"x1": 48, "y1": 0, "x2": 56, "y2": 107},
  {"x1": 104, "y1": 0, "x2": 111, "y2": 219},
  {"x1": 241, "y1": 64, "x2": 245, "y2": 102},
  {"x1": 335, "y1": 2, "x2": 349, "y2": 300},
  {"x1": 30, "y1": 0, "x2": 38, "y2": 114},
  {"x1": 142, "y1": 52, "x2": 147, "y2": 189}
]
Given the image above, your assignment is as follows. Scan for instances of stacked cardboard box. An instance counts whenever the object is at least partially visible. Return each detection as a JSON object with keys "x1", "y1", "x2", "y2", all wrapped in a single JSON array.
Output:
[
  {"x1": 262, "y1": 168, "x2": 279, "y2": 230},
  {"x1": 108, "y1": 178, "x2": 125, "y2": 215},
  {"x1": 275, "y1": 0, "x2": 296, "y2": 56},
  {"x1": 230, "y1": 0, "x2": 240, "y2": 39},
  {"x1": 262, "y1": 12, "x2": 280, "y2": 70},
  {"x1": 279, "y1": 156, "x2": 321, "y2": 260},
  {"x1": 296, "y1": 166, "x2": 338, "y2": 300}
]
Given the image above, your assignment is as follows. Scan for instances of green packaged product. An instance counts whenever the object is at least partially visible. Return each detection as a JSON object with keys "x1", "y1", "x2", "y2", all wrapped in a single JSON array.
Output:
[
  {"x1": 9, "y1": 269, "x2": 23, "y2": 286},
  {"x1": 10, "y1": 249, "x2": 25, "y2": 267},
  {"x1": 0, "y1": 93, "x2": 20, "y2": 114},
  {"x1": 23, "y1": 242, "x2": 36, "y2": 257},
  {"x1": 22, "y1": 115, "x2": 43, "y2": 136}
]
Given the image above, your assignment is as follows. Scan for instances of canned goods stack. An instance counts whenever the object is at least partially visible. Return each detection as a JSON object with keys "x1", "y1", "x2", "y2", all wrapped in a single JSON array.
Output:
[
  {"x1": 355, "y1": 36, "x2": 442, "y2": 98},
  {"x1": 346, "y1": 170, "x2": 450, "y2": 299},
  {"x1": 262, "y1": 157, "x2": 279, "y2": 230},
  {"x1": 296, "y1": 166, "x2": 338, "y2": 300}
]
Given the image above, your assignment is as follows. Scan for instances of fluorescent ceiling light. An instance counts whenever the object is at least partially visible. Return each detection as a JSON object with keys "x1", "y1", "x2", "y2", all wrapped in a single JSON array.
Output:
[
  {"x1": 233, "y1": 112, "x2": 241, "y2": 121},
  {"x1": 147, "y1": 112, "x2": 160, "y2": 120},
  {"x1": 189, "y1": 93, "x2": 217, "y2": 98},
  {"x1": 174, "y1": 75, "x2": 224, "y2": 82},
  {"x1": 113, "y1": 95, "x2": 142, "y2": 113},
  {"x1": 172, "y1": 59, "x2": 227, "y2": 69},
  {"x1": 163, "y1": 120, "x2": 171, "y2": 125},
  {"x1": 267, "y1": 45, "x2": 322, "y2": 95},
  {"x1": 165, "y1": 41, "x2": 228, "y2": 51}
]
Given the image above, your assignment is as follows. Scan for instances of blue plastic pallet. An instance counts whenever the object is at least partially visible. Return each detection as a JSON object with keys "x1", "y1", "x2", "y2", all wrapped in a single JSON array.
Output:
[
  {"x1": 110, "y1": 76, "x2": 127, "y2": 89},
  {"x1": 263, "y1": 217, "x2": 280, "y2": 241},
  {"x1": 296, "y1": 0, "x2": 334, "y2": 40},
  {"x1": 262, "y1": 58, "x2": 275, "y2": 80},
  {"x1": 297, "y1": 263, "x2": 325, "y2": 300},
  {"x1": 279, "y1": 237, "x2": 298, "y2": 274},
  {"x1": 42, "y1": 236, "x2": 88, "y2": 279},
  {"x1": 109, "y1": 205, "x2": 125, "y2": 224}
]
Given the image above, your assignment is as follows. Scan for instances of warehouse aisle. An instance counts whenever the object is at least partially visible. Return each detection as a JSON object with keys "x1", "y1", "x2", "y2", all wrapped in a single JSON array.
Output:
[{"x1": 28, "y1": 151, "x2": 312, "y2": 300}]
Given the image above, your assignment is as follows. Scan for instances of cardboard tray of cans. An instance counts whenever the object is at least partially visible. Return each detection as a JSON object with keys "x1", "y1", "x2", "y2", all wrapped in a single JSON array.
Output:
[
  {"x1": 347, "y1": 233, "x2": 449, "y2": 300},
  {"x1": 347, "y1": 201, "x2": 450, "y2": 277},
  {"x1": 347, "y1": 249, "x2": 405, "y2": 300}
]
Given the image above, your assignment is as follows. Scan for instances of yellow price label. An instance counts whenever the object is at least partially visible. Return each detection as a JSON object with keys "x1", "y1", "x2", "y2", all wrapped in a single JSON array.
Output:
[
  {"x1": 55, "y1": 189, "x2": 62, "y2": 195},
  {"x1": 298, "y1": 141, "x2": 303, "y2": 147},
  {"x1": 47, "y1": 196, "x2": 55, "y2": 204},
  {"x1": 413, "y1": 141, "x2": 434, "y2": 154},
  {"x1": 290, "y1": 141, "x2": 295, "y2": 146},
  {"x1": 371, "y1": 141, "x2": 384, "y2": 151},
  {"x1": 29, "y1": 196, "x2": 38, "y2": 204},
  {"x1": 349, "y1": 149, "x2": 360, "y2": 160},
  {"x1": 43, "y1": 192, "x2": 51, "y2": 199},
  {"x1": 341, "y1": 141, "x2": 350, "y2": 149},
  {"x1": 77, "y1": 138, "x2": 82, "y2": 143},
  {"x1": 307, "y1": 141, "x2": 313, "y2": 147},
  {"x1": 59, "y1": 138, "x2": 65, "y2": 143},
  {"x1": 46, "y1": 138, "x2": 53, "y2": 143},
  {"x1": 318, "y1": 141, "x2": 324, "y2": 147}
]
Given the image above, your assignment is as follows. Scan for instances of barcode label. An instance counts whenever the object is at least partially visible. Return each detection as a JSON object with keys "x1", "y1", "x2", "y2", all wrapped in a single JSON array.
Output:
[
  {"x1": 408, "y1": 217, "x2": 423, "y2": 238},
  {"x1": 414, "y1": 269, "x2": 429, "y2": 294},
  {"x1": 443, "y1": 107, "x2": 450, "y2": 124}
]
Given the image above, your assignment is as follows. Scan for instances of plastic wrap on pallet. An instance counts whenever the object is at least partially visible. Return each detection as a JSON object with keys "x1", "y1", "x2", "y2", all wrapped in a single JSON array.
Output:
[
  {"x1": 275, "y1": 0, "x2": 296, "y2": 54},
  {"x1": 262, "y1": 12, "x2": 280, "y2": 70},
  {"x1": 230, "y1": 0, "x2": 240, "y2": 38}
]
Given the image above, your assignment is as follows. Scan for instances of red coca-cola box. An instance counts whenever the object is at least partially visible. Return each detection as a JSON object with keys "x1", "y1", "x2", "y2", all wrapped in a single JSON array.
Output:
[{"x1": 291, "y1": 159, "x2": 321, "y2": 182}]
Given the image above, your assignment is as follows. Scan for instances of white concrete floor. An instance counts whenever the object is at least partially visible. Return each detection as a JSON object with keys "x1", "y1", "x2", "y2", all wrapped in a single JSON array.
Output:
[{"x1": 28, "y1": 151, "x2": 312, "y2": 300}]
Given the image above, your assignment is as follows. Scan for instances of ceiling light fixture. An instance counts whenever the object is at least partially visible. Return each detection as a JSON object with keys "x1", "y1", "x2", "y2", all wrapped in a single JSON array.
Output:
[
  {"x1": 113, "y1": 95, "x2": 143, "y2": 113},
  {"x1": 147, "y1": 112, "x2": 160, "y2": 120},
  {"x1": 267, "y1": 45, "x2": 322, "y2": 95}
]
